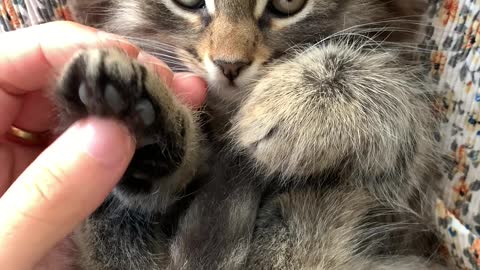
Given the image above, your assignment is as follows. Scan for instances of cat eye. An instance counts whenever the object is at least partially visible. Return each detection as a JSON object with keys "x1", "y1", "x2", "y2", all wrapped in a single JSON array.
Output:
[
  {"x1": 269, "y1": 0, "x2": 307, "y2": 16},
  {"x1": 174, "y1": 0, "x2": 206, "y2": 10}
]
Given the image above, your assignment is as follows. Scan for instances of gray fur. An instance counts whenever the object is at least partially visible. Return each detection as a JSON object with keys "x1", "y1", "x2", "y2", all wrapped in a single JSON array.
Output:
[{"x1": 54, "y1": 0, "x2": 447, "y2": 269}]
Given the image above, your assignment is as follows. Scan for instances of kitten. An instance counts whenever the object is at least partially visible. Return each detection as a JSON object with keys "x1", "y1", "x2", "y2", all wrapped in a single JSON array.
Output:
[{"x1": 53, "y1": 0, "x2": 445, "y2": 269}]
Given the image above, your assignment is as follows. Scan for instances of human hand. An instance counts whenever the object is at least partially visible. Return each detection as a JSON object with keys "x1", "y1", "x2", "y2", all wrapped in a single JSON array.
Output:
[{"x1": 0, "y1": 21, "x2": 207, "y2": 269}]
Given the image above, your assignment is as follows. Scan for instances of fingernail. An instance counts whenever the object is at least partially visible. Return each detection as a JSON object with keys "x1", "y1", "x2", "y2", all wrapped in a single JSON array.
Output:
[{"x1": 70, "y1": 118, "x2": 135, "y2": 167}]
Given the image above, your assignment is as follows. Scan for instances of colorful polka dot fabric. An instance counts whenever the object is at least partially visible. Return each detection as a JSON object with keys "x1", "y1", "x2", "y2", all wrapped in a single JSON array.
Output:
[
  {"x1": 425, "y1": 0, "x2": 480, "y2": 269},
  {"x1": 4, "y1": 0, "x2": 480, "y2": 269},
  {"x1": 0, "y1": 0, "x2": 71, "y2": 32}
]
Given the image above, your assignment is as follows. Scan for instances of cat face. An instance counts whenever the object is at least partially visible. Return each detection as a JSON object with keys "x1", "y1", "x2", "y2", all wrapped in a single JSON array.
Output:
[{"x1": 71, "y1": 0, "x2": 426, "y2": 102}]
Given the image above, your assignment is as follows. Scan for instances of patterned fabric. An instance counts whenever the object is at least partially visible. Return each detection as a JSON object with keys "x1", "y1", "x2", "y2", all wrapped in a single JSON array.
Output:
[
  {"x1": 0, "y1": 0, "x2": 71, "y2": 32},
  {"x1": 424, "y1": 0, "x2": 480, "y2": 269},
  {"x1": 3, "y1": 0, "x2": 480, "y2": 269}
]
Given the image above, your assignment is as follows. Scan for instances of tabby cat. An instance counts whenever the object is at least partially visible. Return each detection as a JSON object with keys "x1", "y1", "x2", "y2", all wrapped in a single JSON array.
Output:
[{"x1": 54, "y1": 0, "x2": 445, "y2": 269}]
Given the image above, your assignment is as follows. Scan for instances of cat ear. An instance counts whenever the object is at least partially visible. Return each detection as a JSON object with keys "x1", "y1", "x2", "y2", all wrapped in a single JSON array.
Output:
[{"x1": 68, "y1": 0, "x2": 113, "y2": 26}]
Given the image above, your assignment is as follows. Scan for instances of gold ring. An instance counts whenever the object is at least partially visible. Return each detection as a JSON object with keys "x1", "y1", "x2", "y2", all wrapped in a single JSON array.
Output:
[{"x1": 6, "y1": 126, "x2": 50, "y2": 146}]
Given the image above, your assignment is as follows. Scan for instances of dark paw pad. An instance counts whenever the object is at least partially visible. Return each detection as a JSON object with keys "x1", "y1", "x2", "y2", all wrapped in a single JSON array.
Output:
[
  {"x1": 56, "y1": 49, "x2": 160, "y2": 137},
  {"x1": 55, "y1": 49, "x2": 188, "y2": 196}
]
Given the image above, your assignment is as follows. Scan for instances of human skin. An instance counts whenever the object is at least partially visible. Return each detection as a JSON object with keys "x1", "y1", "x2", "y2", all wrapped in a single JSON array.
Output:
[{"x1": 0, "y1": 21, "x2": 207, "y2": 270}]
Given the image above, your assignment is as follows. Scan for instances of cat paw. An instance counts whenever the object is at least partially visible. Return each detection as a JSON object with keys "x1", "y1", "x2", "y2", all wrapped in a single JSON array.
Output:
[
  {"x1": 55, "y1": 48, "x2": 157, "y2": 138},
  {"x1": 55, "y1": 48, "x2": 185, "y2": 194}
]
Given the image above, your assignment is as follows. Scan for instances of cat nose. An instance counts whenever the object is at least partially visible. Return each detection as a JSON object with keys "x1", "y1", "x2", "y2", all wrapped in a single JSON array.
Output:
[{"x1": 213, "y1": 60, "x2": 250, "y2": 81}]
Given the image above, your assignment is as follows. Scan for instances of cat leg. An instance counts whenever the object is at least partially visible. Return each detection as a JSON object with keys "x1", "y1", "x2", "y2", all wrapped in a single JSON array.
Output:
[
  {"x1": 245, "y1": 188, "x2": 372, "y2": 270},
  {"x1": 232, "y1": 42, "x2": 441, "y2": 269},
  {"x1": 358, "y1": 257, "x2": 448, "y2": 270},
  {"x1": 56, "y1": 48, "x2": 201, "y2": 212},
  {"x1": 245, "y1": 188, "x2": 440, "y2": 270},
  {"x1": 167, "y1": 155, "x2": 262, "y2": 270},
  {"x1": 54, "y1": 48, "x2": 202, "y2": 269},
  {"x1": 230, "y1": 41, "x2": 439, "y2": 208}
]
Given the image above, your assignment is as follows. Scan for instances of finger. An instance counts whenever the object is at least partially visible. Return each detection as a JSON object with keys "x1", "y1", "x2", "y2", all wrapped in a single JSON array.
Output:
[
  {"x1": 12, "y1": 91, "x2": 56, "y2": 133},
  {"x1": 0, "y1": 89, "x2": 55, "y2": 136},
  {"x1": 0, "y1": 145, "x2": 13, "y2": 197},
  {"x1": 0, "y1": 138, "x2": 45, "y2": 189},
  {"x1": 0, "y1": 88, "x2": 22, "y2": 135},
  {"x1": 136, "y1": 53, "x2": 207, "y2": 108},
  {"x1": 171, "y1": 73, "x2": 208, "y2": 109},
  {"x1": 0, "y1": 118, "x2": 134, "y2": 269},
  {"x1": 0, "y1": 21, "x2": 140, "y2": 94},
  {"x1": 137, "y1": 51, "x2": 174, "y2": 86}
]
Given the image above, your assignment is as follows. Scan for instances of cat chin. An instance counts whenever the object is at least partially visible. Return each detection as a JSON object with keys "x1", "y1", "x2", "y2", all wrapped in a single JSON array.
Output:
[{"x1": 207, "y1": 81, "x2": 248, "y2": 104}]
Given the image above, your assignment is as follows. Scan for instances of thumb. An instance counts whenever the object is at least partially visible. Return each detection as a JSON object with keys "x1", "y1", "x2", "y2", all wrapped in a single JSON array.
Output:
[{"x1": 0, "y1": 117, "x2": 134, "y2": 269}]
